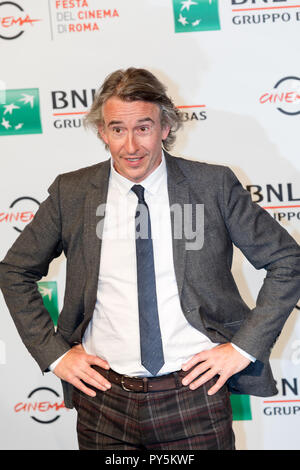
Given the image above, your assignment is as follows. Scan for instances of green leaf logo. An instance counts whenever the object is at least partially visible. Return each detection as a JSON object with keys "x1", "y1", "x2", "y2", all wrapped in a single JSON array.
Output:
[
  {"x1": 172, "y1": 0, "x2": 221, "y2": 33},
  {"x1": 38, "y1": 281, "x2": 59, "y2": 327},
  {"x1": 0, "y1": 88, "x2": 42, "y2": 136}
]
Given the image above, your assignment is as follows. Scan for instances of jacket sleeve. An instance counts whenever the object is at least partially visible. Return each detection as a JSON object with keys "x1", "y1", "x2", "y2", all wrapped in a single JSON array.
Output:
[
  {"x1": 222, "y1": 167, "x2": 300, "y2": 362},
  {"x1": 0, "y1": 175, "x2": 71, "y2": 371}
]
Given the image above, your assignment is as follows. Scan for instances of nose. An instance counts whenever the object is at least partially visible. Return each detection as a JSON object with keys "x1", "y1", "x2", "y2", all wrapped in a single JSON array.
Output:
[{"x1": 124, "y1": 132, "x2": 139, "y2": 155}]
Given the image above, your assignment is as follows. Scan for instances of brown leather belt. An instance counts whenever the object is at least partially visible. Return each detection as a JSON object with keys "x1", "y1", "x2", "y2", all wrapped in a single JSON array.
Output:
[{"x1": 93, "y1": 365, "x2": 190, "y2": 393}]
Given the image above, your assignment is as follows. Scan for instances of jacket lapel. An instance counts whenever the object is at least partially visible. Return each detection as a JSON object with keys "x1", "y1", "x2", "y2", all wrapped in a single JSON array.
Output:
[
  {"x1": 82, "y1": 159, "x2": 110, "y2": 316},
  {"x1": 165, "y1": 152, "x2": 189, "y2": 298}
]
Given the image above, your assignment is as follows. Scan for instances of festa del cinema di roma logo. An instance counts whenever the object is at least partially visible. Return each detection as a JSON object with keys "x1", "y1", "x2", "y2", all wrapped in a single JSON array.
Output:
[
  {"x1": 0, "y1": 1, "x2": 41, "y2": 40},
  {"x1": 52, "y1": 0, "x2": 120, "y2": 35},
  {"x1": 0, "y1": 88, "x2": 42, "y2": 136}
]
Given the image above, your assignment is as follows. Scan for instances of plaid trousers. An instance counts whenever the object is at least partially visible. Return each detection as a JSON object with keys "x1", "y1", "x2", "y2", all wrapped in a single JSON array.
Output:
[{"x1": 72, "y1": 373, "x2": 235, "y2": 450}]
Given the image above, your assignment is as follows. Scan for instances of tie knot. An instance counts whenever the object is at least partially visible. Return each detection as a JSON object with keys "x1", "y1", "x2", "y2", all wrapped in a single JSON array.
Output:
[{"x1": 131, "y1": 184, "x2": 145, "y2": 203}]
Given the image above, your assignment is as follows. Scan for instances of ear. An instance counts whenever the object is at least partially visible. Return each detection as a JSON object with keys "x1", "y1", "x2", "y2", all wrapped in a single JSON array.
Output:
[
  {"x1": 162, "y1": 125, "x2": 171, "y2": 141},
  {"x1": 98, "y1": 124, "x2": 108, "y2": 144}
]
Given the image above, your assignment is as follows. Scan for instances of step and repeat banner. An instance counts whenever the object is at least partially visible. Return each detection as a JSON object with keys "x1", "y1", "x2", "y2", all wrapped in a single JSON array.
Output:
[{"x1": 0, "y1": 0, "x2": 299, "y2": 450}]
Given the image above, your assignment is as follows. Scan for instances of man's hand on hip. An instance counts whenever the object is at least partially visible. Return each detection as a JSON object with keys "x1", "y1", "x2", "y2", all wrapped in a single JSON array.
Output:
[
  {"x1": 181, "y1": 343, "x2": 251, "y2": 395},
  {"x1": 53, "y1": 344, "x2": 111, "y2": 397}
]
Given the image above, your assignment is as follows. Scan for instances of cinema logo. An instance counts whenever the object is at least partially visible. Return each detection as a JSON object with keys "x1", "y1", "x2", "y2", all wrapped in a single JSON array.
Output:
[
  {"x1": 0, "y1": 196, "x2": 40, "y2": 232},
  {"x1": 263, "y1": 376, "x2": 300, "y2": 417},
  {"x1": 51, "y1": 0, "x2": 120, "y2": 36},
  {"x1": 14, "y1": 387, "x2": 67, "y2": 424},
  {"x1": 259, "y1": 77, "x2": 300, "y2": 116},
  {"x1": 246, "y1": 182, "x2": 300, "y2": 224},
  {"x1": 231, "y1": 0, "x2": 300, "y2": 26},
  {"x1": 0, "y1": 1, "x2": 41, "y2": 40}
]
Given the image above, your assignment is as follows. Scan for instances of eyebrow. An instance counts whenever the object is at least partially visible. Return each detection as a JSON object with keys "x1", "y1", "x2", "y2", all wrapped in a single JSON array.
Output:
[{"x1": 107, "y1": 117, "x2": 155, "y2": 127}]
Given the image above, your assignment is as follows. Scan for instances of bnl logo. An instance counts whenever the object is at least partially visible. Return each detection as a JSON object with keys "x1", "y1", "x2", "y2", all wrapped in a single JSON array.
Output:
[{"x1": 172, "y1": 0, "x2": 221, "y2": 33}]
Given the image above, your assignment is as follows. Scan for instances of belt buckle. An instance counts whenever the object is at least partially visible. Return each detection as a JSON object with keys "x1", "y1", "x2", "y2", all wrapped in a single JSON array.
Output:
[
  {"x1": 121, "y1": 375, "x2": 133, "y2": 392},
  {"x1": 121, "y1": 375, "x2": 148, "y2": 392}
]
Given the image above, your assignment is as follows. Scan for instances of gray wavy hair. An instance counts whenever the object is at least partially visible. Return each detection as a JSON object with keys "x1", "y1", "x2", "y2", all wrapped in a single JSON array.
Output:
[{"x1": 83, "y1": 68, "x2": 182, "y2": 151}]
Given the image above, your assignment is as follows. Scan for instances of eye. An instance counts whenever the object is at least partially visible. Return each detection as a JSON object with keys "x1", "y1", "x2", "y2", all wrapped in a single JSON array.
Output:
[
  {"x1": 137, "y1": 125, "x2": 150, "y2": 135},
  {"x1": 112, "y1": 127, "x2": 124, "y2": 135}
]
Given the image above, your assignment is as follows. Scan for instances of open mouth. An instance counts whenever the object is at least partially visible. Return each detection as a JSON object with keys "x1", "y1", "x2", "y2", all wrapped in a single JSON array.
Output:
[{"x1": 124, "y1": 156, "x2": 144, "y2": 165}]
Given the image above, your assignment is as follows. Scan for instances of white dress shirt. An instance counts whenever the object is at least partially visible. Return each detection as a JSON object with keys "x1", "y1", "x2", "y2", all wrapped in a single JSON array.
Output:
[{"x1": 51, "y1": 153, "x2": 255, "y2": 373}]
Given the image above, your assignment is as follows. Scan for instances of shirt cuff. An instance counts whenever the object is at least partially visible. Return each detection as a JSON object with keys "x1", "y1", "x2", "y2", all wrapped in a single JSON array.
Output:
[
  {"x1": 231, "y1": 343, "x2": 256, "y2": 362},
  {"x1": 49, "y1": 351, "x2": 69, "y2": 372}
]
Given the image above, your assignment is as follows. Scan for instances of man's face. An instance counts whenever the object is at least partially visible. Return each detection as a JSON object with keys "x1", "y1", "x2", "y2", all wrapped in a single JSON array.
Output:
[{"x1": 98, "y1": 97, "x2": 170, "y2": 183}]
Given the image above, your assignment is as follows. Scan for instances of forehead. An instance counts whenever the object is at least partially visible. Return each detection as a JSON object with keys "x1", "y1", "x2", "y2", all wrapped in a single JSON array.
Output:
[{"x1": 102, "y1": 97, "x2": 161, "y2": 125}]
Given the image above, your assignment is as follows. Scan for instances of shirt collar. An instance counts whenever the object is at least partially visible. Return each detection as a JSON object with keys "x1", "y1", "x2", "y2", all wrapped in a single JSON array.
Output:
[{"x1": 110, "y1": 151, "x2": 167, "y2": 197}]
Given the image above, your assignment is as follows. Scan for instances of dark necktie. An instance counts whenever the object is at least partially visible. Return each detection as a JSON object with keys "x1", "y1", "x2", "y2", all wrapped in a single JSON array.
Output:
[{"x1": 131, "y1": 184, "x2": 165, "y2": 376}]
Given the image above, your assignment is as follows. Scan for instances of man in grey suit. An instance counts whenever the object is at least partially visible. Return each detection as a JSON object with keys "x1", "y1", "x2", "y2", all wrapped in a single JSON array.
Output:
[{"x1": 1, "y1": 68, "x2": 299, "y2": 450}]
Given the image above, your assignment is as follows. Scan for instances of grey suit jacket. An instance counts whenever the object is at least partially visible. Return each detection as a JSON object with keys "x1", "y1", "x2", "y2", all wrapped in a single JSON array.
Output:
[{"x1": 1, "y1": 153, "x2": 300, "y2": 408}]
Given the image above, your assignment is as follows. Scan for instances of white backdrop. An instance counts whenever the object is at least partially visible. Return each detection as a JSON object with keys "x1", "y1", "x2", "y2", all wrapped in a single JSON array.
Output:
[{"x1": 0, "y1": 0, "x2": 299, "y2": 450}]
